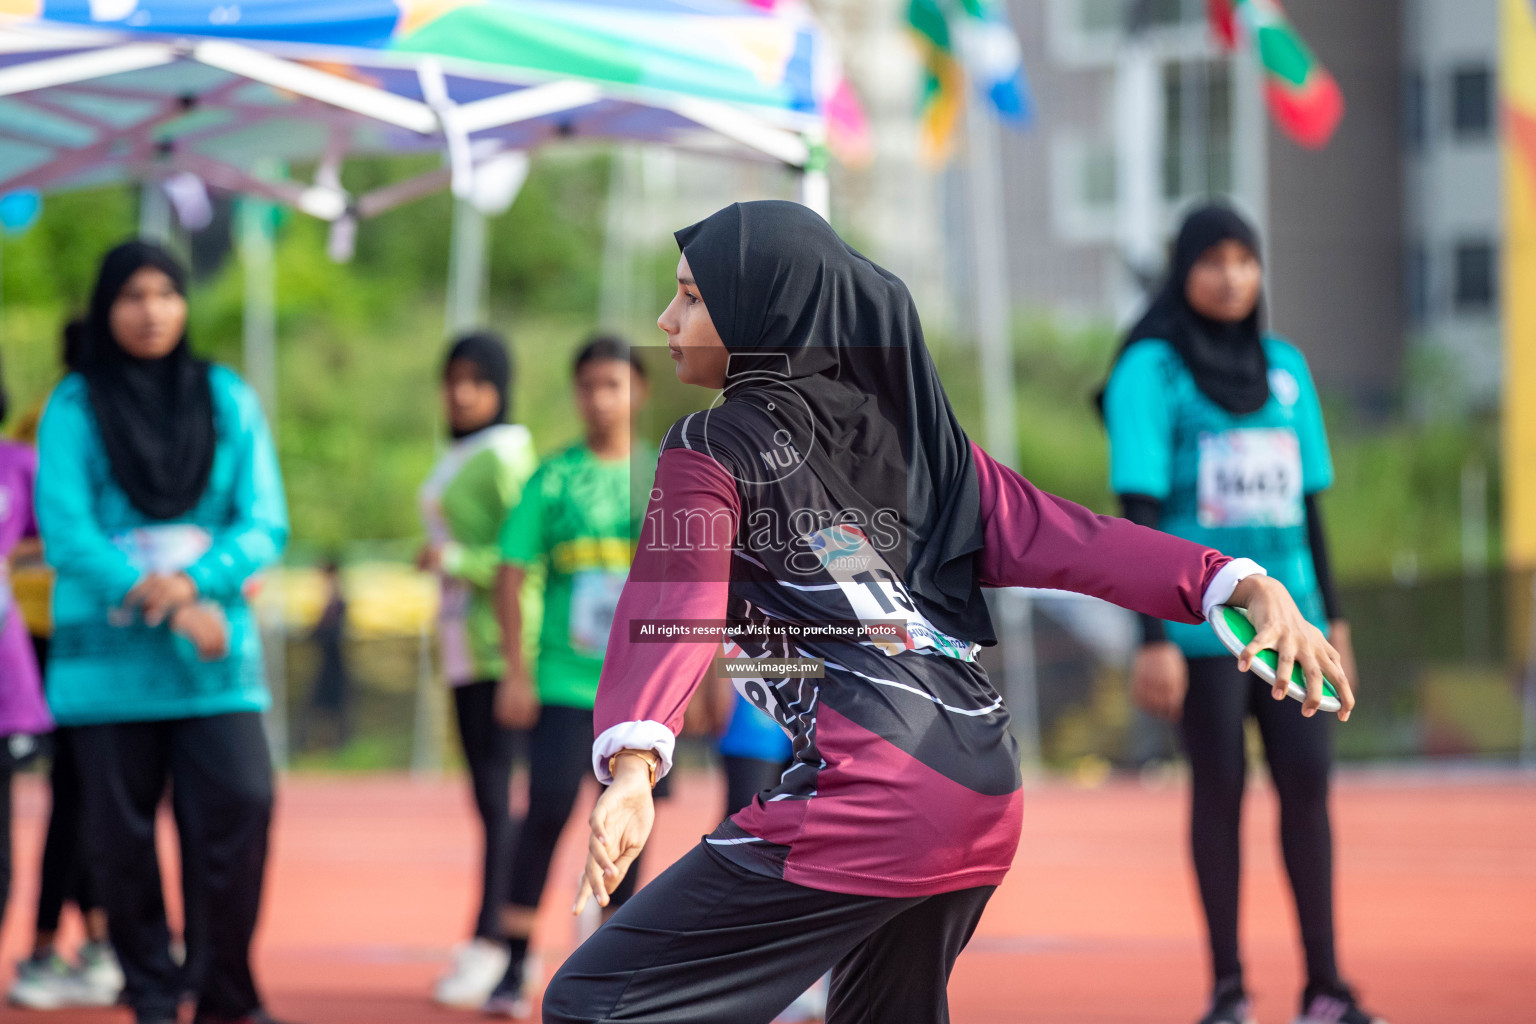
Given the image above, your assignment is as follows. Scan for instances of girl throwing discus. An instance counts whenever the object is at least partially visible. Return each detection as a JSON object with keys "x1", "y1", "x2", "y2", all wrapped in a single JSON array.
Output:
[
  {"x1": 537, "y1": 201, "x2": 1353, "y2": 1024},
  {"x1": 1100, "y1": 203, "x2": 1383, "y2": 1024}
]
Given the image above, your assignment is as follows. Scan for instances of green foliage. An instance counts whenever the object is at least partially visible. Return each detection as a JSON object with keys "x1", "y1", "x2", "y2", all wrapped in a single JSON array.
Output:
[
  {"x1": 1325, "y1": 419, "x2": 1499, "y2": 581},
  {"x1": 0, "y1": 153, "x2": 611, "y2": 552},
  {"x1": 0, "y1": 188, "x2": 137, "y2": 313},
  {"x1": 933, "y1": 314, "x2": 1119, "y2": 513},
  {"x1": 0, "y1": 189, "x2": 138, "y2": 407},
  {"x1": 0, "y1": 169, "x2": 1501, "y2": 583}
]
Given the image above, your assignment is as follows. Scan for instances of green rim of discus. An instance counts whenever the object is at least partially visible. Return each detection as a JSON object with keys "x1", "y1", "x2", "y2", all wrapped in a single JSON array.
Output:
[{"x1": 1210, "y1": 605, "x2": 1342, "y2": 712}]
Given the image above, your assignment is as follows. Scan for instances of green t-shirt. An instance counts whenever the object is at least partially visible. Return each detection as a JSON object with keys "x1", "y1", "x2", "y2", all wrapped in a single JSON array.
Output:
[
  {"x1": 421, "y1": 424, "x2": 540, "y2": 683},
  {"x1": 498, "y1": 441, "x2": 656, "y2": 708},
  {"x1": 1103, "y1": 336, "x2": 1334, "y2": 658}
]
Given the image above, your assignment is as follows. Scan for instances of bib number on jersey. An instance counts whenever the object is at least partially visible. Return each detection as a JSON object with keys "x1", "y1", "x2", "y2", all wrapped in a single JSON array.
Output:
[
  {"x1": 807, "y1": 524, "x2": 978, "y2": 661},
  {"x1": 1197, "y1": 428, "x2": 1303, "y2": 528},
  {"x1": 113, "y1": 524, "x2": 214, "y2": 574},
  {"x1": 569, "y1": 569, "x2": 625, "y2": 655}
]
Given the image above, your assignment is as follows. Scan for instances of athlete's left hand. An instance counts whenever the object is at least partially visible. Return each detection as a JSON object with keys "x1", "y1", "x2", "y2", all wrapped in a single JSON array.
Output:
[
  {"x1": 574, "y1": 753, "x2": 656, "y2": 915},
  {"x1": 125, "y1": 572, "x2": 199, "y2": 627},
  {"x1": 1230, "y1": 575, "x2": 1355, "y2": 720}
]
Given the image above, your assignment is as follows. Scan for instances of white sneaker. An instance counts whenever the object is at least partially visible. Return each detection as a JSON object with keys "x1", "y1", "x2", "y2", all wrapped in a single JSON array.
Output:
[
  {"x1": 75, "y1": 942, "x2": 125, "y2": 1006},
  {"x1": 9, "y1": 954, "x2": 90, "y2": 1010},
  {"x1": 433, "y1": 938, "x2": 511, "y2": 1008}
]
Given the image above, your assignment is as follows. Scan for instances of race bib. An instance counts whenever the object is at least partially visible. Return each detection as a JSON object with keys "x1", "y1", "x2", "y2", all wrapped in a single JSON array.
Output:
[
  {"x1": 437, "y1": 580, "x2": 473, "y2": 684},
  {"x1": 1197, "y1": 428, "x2": 1303, "y2": 528},
  {"x1": 807, "y1": 523, "x2": 978, "y2": 661},
  {"x1": 569, "y1": 569, "x2": 626, "y2": 655},
  {"x1": 113, "y1": 524, "x2": 213, "y2": 573}
]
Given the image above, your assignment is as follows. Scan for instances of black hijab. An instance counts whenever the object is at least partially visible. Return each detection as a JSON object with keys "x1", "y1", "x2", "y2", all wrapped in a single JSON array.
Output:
[
  {"x1": 77, "y1": 241, "x2": 215, "y2": 521},
  {"x1": 1102, "y1": 203, "x2": 1269, "y2": 415},
  {"x1": 443, "y1": 330, "x2": 513, "y2": 438},
  {"x1": 676, "y1": 200, "x2": 995, "y2": 646}
]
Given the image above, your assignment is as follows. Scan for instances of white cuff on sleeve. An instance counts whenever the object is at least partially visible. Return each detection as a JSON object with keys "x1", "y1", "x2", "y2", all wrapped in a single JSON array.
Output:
[
  {"x1": 592, "y1": 721, "x2": 676, "y2": 785},
  {"x1": 1201, "y1": 558, "x2": 1267, "y2": 621}
]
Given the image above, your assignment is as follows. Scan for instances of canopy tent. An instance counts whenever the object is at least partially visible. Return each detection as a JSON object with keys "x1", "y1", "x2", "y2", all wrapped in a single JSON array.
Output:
[
  {"x1": 0, "y1": 1, "x2": 857, "y2": 767},
  {"x1": 0, "y1": 0, "x2": 844, "y2": 222}
]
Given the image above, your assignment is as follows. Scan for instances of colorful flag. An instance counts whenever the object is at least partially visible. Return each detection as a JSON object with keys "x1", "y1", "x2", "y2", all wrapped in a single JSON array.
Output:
[
  {"x1": 907, "y1": 0, "x2": 1031, "y2": 162},
  {"x1": 1209, "y1": 0, "x2": 1344, "y2": 149}
]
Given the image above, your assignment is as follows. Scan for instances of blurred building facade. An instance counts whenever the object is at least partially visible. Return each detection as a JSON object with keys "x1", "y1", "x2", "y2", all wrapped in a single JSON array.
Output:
[
  {"x1": 982, "y1": 0, "x2": 1501, "y2": 417},
  {"x1": 598, "y1": 0, "x2": 1502, "y2": 418},
  {"x1": 1402, "y1": 0, "x2": 1503, "y2": 416}
]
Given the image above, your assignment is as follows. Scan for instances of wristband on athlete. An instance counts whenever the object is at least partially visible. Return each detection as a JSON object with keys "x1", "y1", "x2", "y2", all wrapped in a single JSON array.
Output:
[{"x1": 609, "y1": 748, "x2": 661, "y2": 788}]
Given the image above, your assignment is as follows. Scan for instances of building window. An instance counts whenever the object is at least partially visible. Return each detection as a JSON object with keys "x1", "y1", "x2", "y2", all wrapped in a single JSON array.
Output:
[
  {"x1": 1077, "y1": 0, "x2": 1200, "y2": 33},
  {"x1": 1406, "y1": 243, "x2": 1430, "y2": 325},
  {"x1": 1127, "y1": 0, "x2": 1199, "y2": 30},
  {"x1": 1050, "y1": 135, "x2": 1119, "y2": 242},
  {"x1": 1051, "y1": 0, "x2": 1208, "y2": 67},
  {"x1": 1450, "y1": 66, "x2": 1493, "y2": 140},
  {"x1": 1078, "y1": 0, "x2": 1125, "y2": 33},
  {"x1": 1082, "y1": 146, "x2": 1118, "y2": 208},
  {"x1": 1162, "y1": 60, "x2": 1233, "y2": 201},
  {"x1": 1403, "y1": 71, "x2": 1427, "y2": 152},
  {"x1": 1453, "y1": 240, "x2": 1496, "y2": 312}
]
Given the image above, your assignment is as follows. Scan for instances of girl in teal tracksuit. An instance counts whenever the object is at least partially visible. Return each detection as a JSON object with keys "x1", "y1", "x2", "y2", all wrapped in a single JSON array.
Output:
[
  {"x1": 37, "y1": 241, "x2": 288, "y2": 1024},
  {"x1": 1101, "y1": 205, "x2": 1382, "y2": 1024}
]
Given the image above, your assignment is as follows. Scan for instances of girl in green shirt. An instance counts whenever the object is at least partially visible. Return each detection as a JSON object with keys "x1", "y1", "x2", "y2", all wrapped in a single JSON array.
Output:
[
  {"x1": 484, "y1": 336, "x2": 656, "y2": 1017},
  {"x1": 418, "y1": 332, "x2": 539, "y2": 1008}
]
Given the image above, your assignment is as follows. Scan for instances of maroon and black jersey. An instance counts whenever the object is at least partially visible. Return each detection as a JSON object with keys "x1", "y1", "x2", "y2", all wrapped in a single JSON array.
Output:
[{"x1": 594, "y1": 405, "x2": 1243, "y2": 897}]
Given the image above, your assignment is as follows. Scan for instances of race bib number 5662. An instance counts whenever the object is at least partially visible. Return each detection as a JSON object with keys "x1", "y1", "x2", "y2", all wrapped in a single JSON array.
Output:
[{"x1": 1197, "y1": 428, "x2": 1303, "y2": 528}]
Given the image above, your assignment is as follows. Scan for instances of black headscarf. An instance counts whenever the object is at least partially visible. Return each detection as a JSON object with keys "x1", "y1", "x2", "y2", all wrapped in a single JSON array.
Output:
[
  {"x1": 76, "y1": 241, "x2": 215, "y2": 521},
  {"x1": 1101, "y1": 203, "x2": 1269, "y2": 416},
  {"x1": 443, "y1": 330, "x2": 513, "y2": 438},
  {"x1": 676, "y1": 200, "x2": 995, "y2": 646}
]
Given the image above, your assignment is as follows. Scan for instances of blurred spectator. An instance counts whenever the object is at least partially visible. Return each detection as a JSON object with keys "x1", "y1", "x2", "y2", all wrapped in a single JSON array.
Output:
[
  {"x1": 36, "y1": 240, "x2": 290, "y2": 1024},
  {"x1": 419, "y1": 330, "x2": 541, "y2": 1008},
  {"x1": 1100, "y1": 204, "x2": 1377, "y2": 1024},
  {"x1": 0, "y1": 353, "x2": 52, "y2": 957},
  {"x1": 296, "y1": 559, "x2": 354, "y2": 754},
  {"x1": 7, "y1": 348, "x2": 123, "y2": 1011},
  {"x1": 483, "y1": 336, "x2": 657, "y2": 1017}
]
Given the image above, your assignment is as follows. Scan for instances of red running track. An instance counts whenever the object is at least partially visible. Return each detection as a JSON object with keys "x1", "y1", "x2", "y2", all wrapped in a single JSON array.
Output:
[{"x1": 1, "y1": 768, "x2": 1532, "y2": 1023}]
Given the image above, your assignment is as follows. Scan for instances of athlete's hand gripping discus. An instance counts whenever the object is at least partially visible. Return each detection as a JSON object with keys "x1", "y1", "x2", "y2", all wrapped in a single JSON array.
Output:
[{"x1": 1208, "y1": 604, "x2": 1343, "y2": 714}]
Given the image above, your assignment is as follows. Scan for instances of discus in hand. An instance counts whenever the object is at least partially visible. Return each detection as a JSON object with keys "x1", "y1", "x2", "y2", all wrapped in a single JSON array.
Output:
[{"x1": 1208, "y1": 605, "x2": 1343, "y2": 713}]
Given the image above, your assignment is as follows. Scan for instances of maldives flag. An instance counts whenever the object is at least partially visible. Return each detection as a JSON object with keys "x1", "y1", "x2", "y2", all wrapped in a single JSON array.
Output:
[{"x1": 1209, "y1": 0, "x2": 1344, "y2": 149}]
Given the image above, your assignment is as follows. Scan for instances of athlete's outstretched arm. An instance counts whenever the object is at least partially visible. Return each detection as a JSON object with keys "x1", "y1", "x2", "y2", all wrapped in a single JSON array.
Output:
[
  {"x1": 970, "y1": 441, "x2": 1351, "y2": 718},
  {"x1": 578, "y1": 447, "x2": 738, "y2": 912},
  {"x1": 591, "y1": 447, "x2": 738, "y2": 780},
  {"x1": 971, "y1": 440, "x2": 1244, "y2": 622}
]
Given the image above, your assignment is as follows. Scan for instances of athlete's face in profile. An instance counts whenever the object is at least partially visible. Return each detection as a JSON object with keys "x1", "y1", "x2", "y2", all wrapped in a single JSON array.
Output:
[
  {"x1": 443, "y1": 359, "x2": 501, "y2": 435},
  {"x1": 575, "y1": 357, "x2": 645, "y2": 441},
  {"x1": 659, "y1": 254, "x2": 730, "y2": 389},
  {"x1": 1184, "y1": 239, "x2": 1262, "y2": 324},
  {"x1": 110, "y1": 266, "x2": 187, "y2": 360}
]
